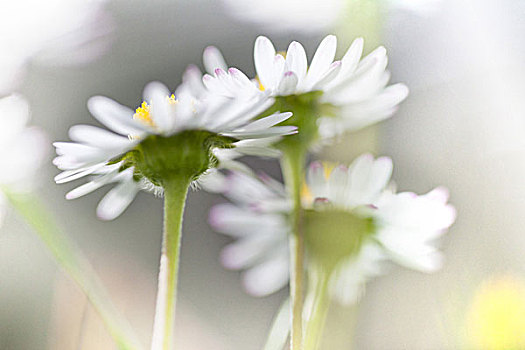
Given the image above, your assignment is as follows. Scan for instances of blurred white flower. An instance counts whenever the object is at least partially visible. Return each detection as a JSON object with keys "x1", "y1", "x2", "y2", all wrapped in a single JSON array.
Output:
[
  {"x1": 0, "y1": 94, "x2": 48, "y2": 226},
  {"x1": 54, "y1": 80, "x2": 295, "y2": 220},
  {"x1": 0, "y1": 94, "x2": 48, "y2": 191},
  {"x1": 220, "y1": 0, "x2": 441, "y2": 34},
  {"x1": 204, "y1": 35, "x2": 408, "y2": 141},
  {"x1": 209, "y1": 170, "x2": 292, "y2": 296},
  {"x1": 0, "y1": 0, "x2": 113, "y2": 93},
  {"x1": 209, "y1": 154, "x2": 456, "y2": 303}
]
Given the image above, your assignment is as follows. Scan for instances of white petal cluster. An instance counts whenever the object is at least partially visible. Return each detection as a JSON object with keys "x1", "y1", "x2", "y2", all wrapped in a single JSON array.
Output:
[
  {"x1": 304, "y1": 155, "x2": 456, "y2": 303},
  {"x1": 54, "y1": 76, "x2": 295, "y2": 220},
  {"x1": 204, "y1": 35, "x2": 409, "y2": 140},
  {"x1": 0, "y1": 0, "x2": 113, "y2": 93},
  {"x1": 209, "y1": 154, "x2": 456, "y2": 303},
  {"x1": 209, "y1": 171, "x2": 291, "y2": 296},
  {"x1": 0, "y1": 95, "x2": 48, "y2": 191},
  {"x1": 0, "y1": 95, "x2": 48, "y2": 226}
]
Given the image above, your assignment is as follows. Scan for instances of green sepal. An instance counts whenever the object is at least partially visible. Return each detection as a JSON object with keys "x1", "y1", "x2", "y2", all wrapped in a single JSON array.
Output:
[
  {"x1": 262, "y1": 91, "x2": 324, "y2": 154},
  {"x1": 303, "y1": 208, "x2": 375, "y2": 272},
  {"x1": 127, "y1": 130, "x2": 235, "y2": 186}
]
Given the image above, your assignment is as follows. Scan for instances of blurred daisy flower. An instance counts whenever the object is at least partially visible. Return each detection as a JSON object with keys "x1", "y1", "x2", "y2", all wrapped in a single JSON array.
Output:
[
  {"x1": 209, "y1": 169, "x2": 291, "y2": 296},
  {"x1": 54, "y1": 79, "x2": 295, "y2": 220},
  {"x1": 465, "y1": 275, "x2": 525, "y2": 349},
  {"x1": 220, "y1": 0, "x2": 442, "y2": 34},
  {"x1": 0, "y1": 0, "x2": 113, "y2": 93},
  {"x1": 0, "y1": 94, "x2": 48, "y2": 225},
  {"x1": 209, "y1": 154, "x2": 456, "y2": 302},
  {"x1": 203, "y1": 35, "x2": 408, "y2": 149},
  {"x1": 0, "y1": 94, "x2": 48, "y2": 191}
]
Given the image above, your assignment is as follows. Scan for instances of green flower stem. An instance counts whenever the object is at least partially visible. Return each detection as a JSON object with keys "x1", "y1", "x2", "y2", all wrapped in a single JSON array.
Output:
[
  {"x1": 5, "y1": 190, "x2": 143, "y2": 350},
  {"x1": 150, "y1": 175, "x2": 192, "y2": 350},
  {"x1": 304, "y1": 273, "x2": 330, "y2": 350},
  {"x1": 280, "y1": 147, "x2": 307, "y2": 350}
]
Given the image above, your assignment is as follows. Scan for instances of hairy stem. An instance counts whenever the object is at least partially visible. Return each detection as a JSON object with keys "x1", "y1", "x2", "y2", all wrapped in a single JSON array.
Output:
[
  {"x1": 150, "y1": 176, "x2": 191, "y2": 350},
  {"x1": 280, "y1": 148, "x2": 306, "y2": 350},
  {"x1": 5, "y1": 191, "x2": 143, "y2": 350}
]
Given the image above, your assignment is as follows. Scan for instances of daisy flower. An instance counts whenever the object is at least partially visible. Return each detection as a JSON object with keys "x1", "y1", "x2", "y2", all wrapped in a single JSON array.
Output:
[
  {"x1": 0, "y1": 94, "x2": 48, "y2": 228},
  {"x1": 0, "y1": 94, "x2": 48, "y2": 192},
  {"x1": 54, "y1": 80, "x2": 295, "y2": 220},
  {"x1": 209, "y1": 154, "x2": 456, "y2": 303},
  {"x1": 204, "y1": 35, "x2": 409, "y2": 147}
]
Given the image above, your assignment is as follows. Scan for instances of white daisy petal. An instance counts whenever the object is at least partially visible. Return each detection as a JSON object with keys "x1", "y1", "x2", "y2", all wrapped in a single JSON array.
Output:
[
  {"x1": 304, "y1": 35, "x2": 337, "y2": 89},
  {"x1": 366, "y1": 156, "x2": 394, "y2": 198},
  {"x1": 143, "y1": 81, "x2": 174, "y2": 133},
  {"x1": 65, "y1": 167, "x2": 128, "y2": 200},
  {"x1": 87, "y1": 96, "x2": 147, "y2": 136},
  {"x1": 235, "y1": 112, "x2": 293, "y2": 132},
  {"x1": 327, "y1": 164, "x2": 348, "y2": 205},
  {"x1": 69, "y1": 124, "x2": 133, "y2": 150},
  {"x1": 312, "y1": 61, "x2": 342, "y2": 90},
  {"x1": 203, "y1": 46, "x2": 228, "y2": 74},
  {"x1": 53, "y1": 142, "x2": 109, "y2": 165},
  {"x1": 285, "y1": 41, "x2": 308, "y2": 85},
  {"x1": 330, "y1": 243, "x2": 384, "y2": 304},
  {"x1": 221, "y1": 234, "x2": 278, "y2": 270},
  {"x1": 202, "y1": 73, "x2": 228, "y2": 95},
  {"x1": 278, "y1": 71, "x2": 299, "y2": 95},
  {"x1": 242, "y1": 252, "x2": 290, "y2": 297},
  {"x1": 96, "y1": 180, "x2": 140, "y2": 221},
  {"x1": 339, "y1": 37, "x2": 364, "y2": 79},
  {"x1": 254, "y1": 36, "x2": 277, "y2": 90},
  {"x1": 210, "y1": 204, "x2": 284, "y2": 237},
  {"x1": 54, "y1": 163, "x2": 106, "y2": 184},
  {"x1": 176, "y1": 64, "x2": 206, "y2": 98},
  {"x1": 306, "y1": 161, "x2": 328, "y2": 199},
  {"x1": 223, "y1": 126, "x2": 297, "y2": 139},
  {"x1": 424, "y1": 186, "x2": 450, "y2": 204},
  {"x1": 270, "y1": 54, "x2": 286, "y2": 91}
]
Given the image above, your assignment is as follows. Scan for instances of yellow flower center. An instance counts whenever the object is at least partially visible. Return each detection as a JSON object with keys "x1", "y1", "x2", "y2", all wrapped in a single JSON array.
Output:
[
  {"x1": 133, "y1": 95, "x2": 178, "y2": 127},
  {"x1": 167, "y1": 94, "x2": 178, "y2": 105},
  {"x1": 465, "y1": 275, "x2": 525, "y2": 349},
  {"x1": 256, "y1": 51, "x2": 287, "y2": 92},
  {"x1": 133, "y1": 101, "x2": 153, "y2": 126},
  {"x1": 301, "y1": 162, "x2": 337, "y2": 205},
  {"x1": 256, "y1": 77, "x2": 265, "y2": 92}
]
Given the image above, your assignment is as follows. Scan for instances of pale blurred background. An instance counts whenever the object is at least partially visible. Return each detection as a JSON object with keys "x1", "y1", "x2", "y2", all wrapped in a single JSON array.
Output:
[{"x1": 1, "y1": 0, "x2": 525, "y2": 349}]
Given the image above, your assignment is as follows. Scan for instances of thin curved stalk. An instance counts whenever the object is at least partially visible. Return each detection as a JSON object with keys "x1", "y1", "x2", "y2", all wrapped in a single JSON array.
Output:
[{"x1": 5, "y1": 191, "x2": 143, "y2": 350}]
